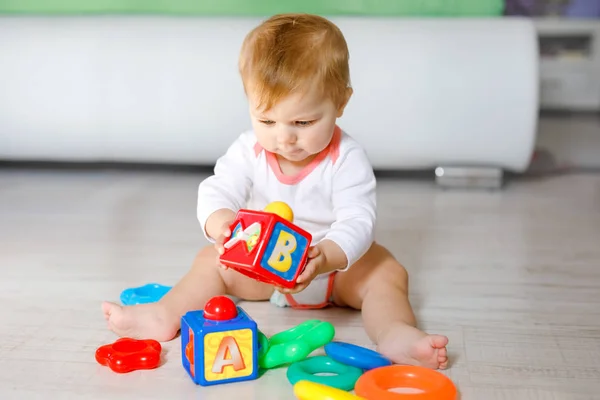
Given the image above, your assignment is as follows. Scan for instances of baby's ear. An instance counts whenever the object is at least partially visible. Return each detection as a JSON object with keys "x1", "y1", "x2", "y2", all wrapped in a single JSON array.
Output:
[{"x1": 337, "y1": 87, "x2": 353, "y2": 117}]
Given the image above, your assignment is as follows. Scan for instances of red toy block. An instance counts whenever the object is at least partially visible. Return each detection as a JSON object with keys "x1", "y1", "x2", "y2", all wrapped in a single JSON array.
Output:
[{"x1": 219, "y1": 207, "x2": 312, "y2": 289}]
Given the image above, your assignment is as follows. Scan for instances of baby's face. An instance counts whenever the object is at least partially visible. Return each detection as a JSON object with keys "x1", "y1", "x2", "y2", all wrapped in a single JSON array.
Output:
[{"x1": 248, "y1": 85, "x2": 342, "y2": 163}]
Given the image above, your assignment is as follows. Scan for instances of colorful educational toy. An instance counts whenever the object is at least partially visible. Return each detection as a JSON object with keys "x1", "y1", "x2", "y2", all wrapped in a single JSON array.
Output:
[
  {"x1": 181, "y1": 295, "x2": 259, "y2": 386},
  {"x1": 354, "y1": 365, "x2": 457, "y2": 400},
  {"x1": 260, "y1": 319, "x2": 335, "y2": 369},
  {"x1": 287, "y1": 355, "x2": 363, "y2": 391},
  {"x1": 120, "y1": 283, "x2": 172, "y2": 305},
  {"x1": 324, "y1": 341, "x2": 392, "y2": 371},
  {"x1": 95, "y1": 338, "x2": 162, "y2": 373},
  {"x1": 294, "y1": 380, "x2": 365, "y2": 400},
  {"x1": 219, "y1": 201, "x2": 312, "y2": 289}
]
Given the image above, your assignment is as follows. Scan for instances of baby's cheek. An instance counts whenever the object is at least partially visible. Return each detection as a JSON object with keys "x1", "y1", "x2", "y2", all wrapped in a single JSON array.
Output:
[
  {"x1": 306, "y1": 129, "x2": 333, "y2": 152},
  {"x1": 254, "y1": 129, "x2": 275, "y2": 151}
]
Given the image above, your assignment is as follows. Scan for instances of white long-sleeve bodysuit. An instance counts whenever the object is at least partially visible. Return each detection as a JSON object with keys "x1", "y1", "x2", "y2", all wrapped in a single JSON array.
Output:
[{"x1": 197, "y1": 125, "x2": 376, "y2": 308}]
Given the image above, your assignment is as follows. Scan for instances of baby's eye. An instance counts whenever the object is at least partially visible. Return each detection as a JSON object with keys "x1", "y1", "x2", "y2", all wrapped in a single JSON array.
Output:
[
  {"x1": 259, "y1": 120, "x2": 275, "y2": 126},
  {"x1": 295, "y1": 120, "x2": 314, "y2": 127}
]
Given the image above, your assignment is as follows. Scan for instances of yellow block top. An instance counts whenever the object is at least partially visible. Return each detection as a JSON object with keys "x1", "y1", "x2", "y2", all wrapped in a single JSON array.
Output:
[{"x1": 264, "y1": 201, "x2": 294, "y2": 223}]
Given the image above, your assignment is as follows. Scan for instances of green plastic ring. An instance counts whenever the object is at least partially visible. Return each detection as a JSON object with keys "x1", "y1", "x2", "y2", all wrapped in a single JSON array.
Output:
[
  {"x1": 287, "y1": 355, "x2": 364, "y2": 391},
  {"x1": 257, "y1": 330, "x2": 269, "y2": 360},
  {"x1": 259, "y1": 319, "x2": 335, "y2": 369}
]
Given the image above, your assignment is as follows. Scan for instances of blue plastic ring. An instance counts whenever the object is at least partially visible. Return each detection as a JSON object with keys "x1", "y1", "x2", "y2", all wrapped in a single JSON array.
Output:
[{"x1": 324, "y1": 341, "x2": 392, "y2": 370}]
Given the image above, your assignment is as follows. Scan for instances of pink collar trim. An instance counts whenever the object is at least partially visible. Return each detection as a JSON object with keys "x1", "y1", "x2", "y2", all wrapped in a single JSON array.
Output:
[{"x1": 253, "y1": 125, "x2": 342, "y2": 185}]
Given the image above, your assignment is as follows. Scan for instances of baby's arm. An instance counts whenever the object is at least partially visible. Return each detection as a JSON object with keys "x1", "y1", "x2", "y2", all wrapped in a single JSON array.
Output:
[
  {"x1": 293, "y1": 145, "x2": 375, "y2": 289},
  {"x1": 197, "y1": 133, "x2": 255, "y2": 243},
  {"x1": 321, "y1": 145, "x2": 376, "y2": 272}
]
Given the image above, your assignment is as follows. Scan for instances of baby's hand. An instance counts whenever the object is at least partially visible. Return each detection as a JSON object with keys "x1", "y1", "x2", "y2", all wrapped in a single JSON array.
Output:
[
  {"x1": 277, "y1": 245, "x2": 326, "y2": 295},
  {"x1": 205, "y1": 209, "x2": 237, "y2": 269},
  {"x1": 214, "y1": 222, "x2": 234, "y2": 270},
  {"x1": 214, "y1": 221, "x2": 233, "y2": 257}
]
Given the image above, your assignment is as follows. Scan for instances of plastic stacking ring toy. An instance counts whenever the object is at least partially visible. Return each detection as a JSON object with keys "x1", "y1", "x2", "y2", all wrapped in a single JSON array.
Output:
[
  {"x1": 287, "y1": 356, "x2": 363, "y2": 391},
  {"x1": 259, "y1": 319, "x2": 335, "y2": 369},
  {"x1": 293, "y1": 380, "x2": 365, "y2": 400},
  {"x1": 258, "y1": 330, "x2": 269, "y2": 360},
  {"x1": 325, "y1": 341, "x2": 392, "y2": 371},
  {"x1": 354, "y1": 365, "x2": 457, "y2": 400}
]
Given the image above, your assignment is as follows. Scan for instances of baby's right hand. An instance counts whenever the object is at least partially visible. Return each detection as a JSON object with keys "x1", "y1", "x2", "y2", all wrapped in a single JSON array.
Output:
[
  {"x1": 205, "y1": 208, "x2": 237, "y2": 268},
  {"x1": 214, "y1": 221, "x2": 233, "y2": 257}
]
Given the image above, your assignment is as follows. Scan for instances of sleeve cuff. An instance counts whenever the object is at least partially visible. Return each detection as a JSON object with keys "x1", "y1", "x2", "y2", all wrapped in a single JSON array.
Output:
[{"x1": 324, "y1": 229, "x2": 373, "y2": 272}]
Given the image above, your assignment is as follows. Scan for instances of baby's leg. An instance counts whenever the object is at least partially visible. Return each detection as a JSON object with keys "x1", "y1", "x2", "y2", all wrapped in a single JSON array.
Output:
[
  {"x1": 102, "y1": 245, "x2": 274, "y2": 341},
  {"x1": 332, "y1": 243, "x2": 448, "y2": 369}
]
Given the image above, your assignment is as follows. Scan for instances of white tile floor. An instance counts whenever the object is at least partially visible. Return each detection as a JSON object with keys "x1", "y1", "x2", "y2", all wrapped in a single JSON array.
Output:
[{"x1": 1, "y1": 169, "x2": 599, "y2": 399}]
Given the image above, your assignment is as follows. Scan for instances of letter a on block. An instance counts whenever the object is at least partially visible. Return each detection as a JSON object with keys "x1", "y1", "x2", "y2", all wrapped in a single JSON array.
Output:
[
  {"x1": 267, "y1": 230, "x2": 297, "y2": 272},
  {"x1": 211, "y1": 336, "x2": 246, "y2": 374}
]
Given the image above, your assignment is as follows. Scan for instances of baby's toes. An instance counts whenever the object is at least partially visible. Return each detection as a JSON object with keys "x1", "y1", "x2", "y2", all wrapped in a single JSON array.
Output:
[
  {"x1": 101, "y1": 301, "x2": 113, "y2": 320},
  {"x1": 101, "y1": 301, "x2": 124, "y2": 324},
  {"x1": 439, "y1": 359, "x2": 449, "y2": 370},
  {"x1": 430, "y1": 334, "x2": 449, "y2": 349},
  {"x1": 437, "y1": 347, "x2": 448, "y2": 369},
  {"x1": 437, "y1": 346, "x2": 447, "y2": 359}
]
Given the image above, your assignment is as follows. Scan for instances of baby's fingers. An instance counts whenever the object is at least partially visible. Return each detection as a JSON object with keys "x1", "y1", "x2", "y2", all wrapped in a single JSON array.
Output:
[
  {"x1": 221, "y1": 223, "x2": 232, "y2": 239},
  {"x1": 275, "y1": 285, "x2": 289, "y2": 294},
  {"x1": 308, "y1": 246, "x2": 320, "y2": 258},
  {"x1": 277, "y1": 283, "x2": 306, "y2": 295},
  {"x1": 296, "y1": 261, "x2": 318, "y2": 283},
  {"x1": 215, "y1": 255, "x2": 228, "y2": 269},
  {"x1": 216, "y1": 232, "x2": 230, "y2": 245},
  {"x1": 215, "y1": 241, "x2": 226, "y2": 255},
  {"x1": 215, "y1": 230, "x2": 233, "y2": 254}
]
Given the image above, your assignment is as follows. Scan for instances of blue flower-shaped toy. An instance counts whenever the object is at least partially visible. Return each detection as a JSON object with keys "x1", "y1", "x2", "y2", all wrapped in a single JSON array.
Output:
[{"x1": 120, "y1": 283, "x2": 172, "y2": 305}]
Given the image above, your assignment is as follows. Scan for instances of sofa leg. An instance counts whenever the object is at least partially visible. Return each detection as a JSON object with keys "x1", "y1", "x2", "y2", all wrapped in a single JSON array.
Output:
[{"x1": 434, "y1": 166, "x2": 504, "y2": 190}]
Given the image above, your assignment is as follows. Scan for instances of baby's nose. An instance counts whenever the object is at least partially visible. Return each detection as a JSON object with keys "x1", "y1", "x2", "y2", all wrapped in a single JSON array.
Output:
[{"x1": 278, "y1": 130, "x2": 297, "y2": 144}]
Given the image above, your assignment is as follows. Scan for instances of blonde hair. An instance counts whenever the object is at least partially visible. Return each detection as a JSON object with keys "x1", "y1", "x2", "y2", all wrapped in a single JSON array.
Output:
[{"x1": 239, "y1": 13, "x2": 351, "y2": 111}]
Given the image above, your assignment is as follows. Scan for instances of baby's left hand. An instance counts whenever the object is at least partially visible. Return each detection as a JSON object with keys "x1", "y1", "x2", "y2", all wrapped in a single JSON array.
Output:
[{"x1": 276, "y1": 245, "x2": 326, "y2": 295}]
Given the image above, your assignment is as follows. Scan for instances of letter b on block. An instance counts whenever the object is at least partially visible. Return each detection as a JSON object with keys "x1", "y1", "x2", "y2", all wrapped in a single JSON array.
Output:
[
  {"x1": 261, "y1": 222, "x2": 308, "y2": 282},
  {"x1": 267, "y1": 230, "x2": 297, "y2": 272}
]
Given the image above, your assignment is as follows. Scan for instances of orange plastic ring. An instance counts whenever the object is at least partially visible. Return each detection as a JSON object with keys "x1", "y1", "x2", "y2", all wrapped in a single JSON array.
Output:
[{"x1": 354, "y1": 365, "x2": 457, "y2": 400}]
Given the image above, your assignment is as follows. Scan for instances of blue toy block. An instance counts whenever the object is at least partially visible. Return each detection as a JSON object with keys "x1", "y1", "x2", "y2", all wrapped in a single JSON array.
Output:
[
  {"x1": 120, "y1": 283, "x2": 171, "y2": 305},
  {"x1": 259, "y1": 221, "x2": 310, "y2": 282},
  {"x1": 181, "y1": 304, "x2": 259, "y2": 386}
]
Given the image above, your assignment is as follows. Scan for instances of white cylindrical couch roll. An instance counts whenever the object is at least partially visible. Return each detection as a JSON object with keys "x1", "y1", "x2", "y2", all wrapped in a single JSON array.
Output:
[{"x1": 0, "y1": 17, "x2": 538, "y2": 171}]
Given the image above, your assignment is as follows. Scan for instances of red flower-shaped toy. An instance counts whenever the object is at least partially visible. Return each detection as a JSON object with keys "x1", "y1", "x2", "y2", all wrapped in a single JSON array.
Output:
[{"x1": 95, "y1": 338, "x2": 162, "y2": 373}]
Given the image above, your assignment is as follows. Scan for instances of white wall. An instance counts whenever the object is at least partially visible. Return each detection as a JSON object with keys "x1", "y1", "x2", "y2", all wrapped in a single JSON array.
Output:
[{"x1": 0, "y1": 17, "x2": 539, "y2": 172}]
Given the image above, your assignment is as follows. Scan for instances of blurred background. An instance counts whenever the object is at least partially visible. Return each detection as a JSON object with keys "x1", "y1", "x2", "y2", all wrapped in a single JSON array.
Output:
[
  {"x1": 506, "y1": 0, "x2": 600, "y2": 174},
  {"x1": 1, "y1": 3, "x2": 599, "y2": 399},
  {"x1": 0, "y1": 0, "x2": 598, "y2": 180}
]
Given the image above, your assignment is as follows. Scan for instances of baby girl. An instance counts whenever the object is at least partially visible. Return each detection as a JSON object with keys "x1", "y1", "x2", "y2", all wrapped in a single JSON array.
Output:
[{"x1": 102, "y1": 13, "x2": 448, "y2": 370}]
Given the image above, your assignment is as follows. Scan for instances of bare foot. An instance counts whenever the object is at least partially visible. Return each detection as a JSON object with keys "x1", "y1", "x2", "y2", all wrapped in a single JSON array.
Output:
[
  {"x1": 101, "y1": 301, "x2": 180, "y2": 342},
  {"x1": 377, "y1": 324, "x2": 449, "y2": 369}
]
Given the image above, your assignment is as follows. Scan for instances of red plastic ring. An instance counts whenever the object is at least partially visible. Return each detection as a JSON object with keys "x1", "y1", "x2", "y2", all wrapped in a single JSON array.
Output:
[{"x1": 354, "y1": 365, "x2": 457, "y2": 400}]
